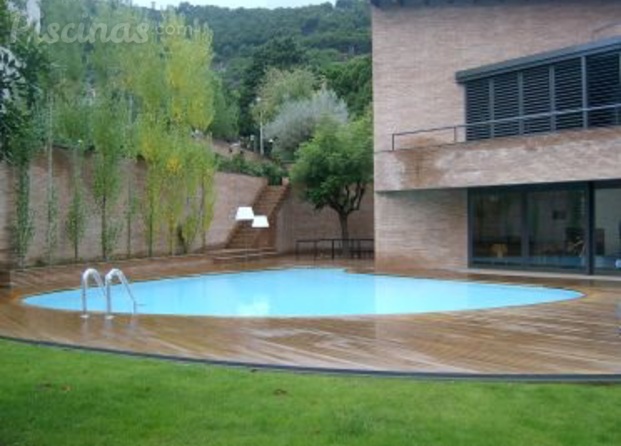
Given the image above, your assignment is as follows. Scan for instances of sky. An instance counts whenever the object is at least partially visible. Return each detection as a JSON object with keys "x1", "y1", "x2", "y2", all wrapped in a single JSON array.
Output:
[{"x1": 132, "y1": 0, "x2": 334, "y2": 10}]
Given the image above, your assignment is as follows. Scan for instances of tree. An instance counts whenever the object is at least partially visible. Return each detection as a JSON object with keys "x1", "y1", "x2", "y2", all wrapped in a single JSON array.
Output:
[
  {"x1": 121, "y1": 12, "x2": 217, "y2": 257},
  {"x1": 65, "y1": 142, "x2": 88, "y2": 262},
  {"x1": 176, "y1": 1, "x2": 370, "y2": 84},
  {"x1": 209, "y1": 74, "x2": 239, "y2": 141},
  {"x1": 91, "y1": 94, "x2": 128, "y2": 260},
  {"x1": 253, "y1": 67, "x2": 318, "y2": 123},
  {"x1": 238, "y1": 37, "x2": 307, "y2": 135},
  {"x1": 290, "y1": 112, "x2": 373, "y2": 254},
  {"x1": 264, "y1": 88, "x2": 348, "y2": 159},
  {"x1": 323, "y1": 54, "x2": 372, "y2": 118},
  {"x1": 54, "y1": 95, "x2": 90, "y2": 262},
  {"x1": 43, "y1": 1, "x2": 219, "y2": 259},
  {"x1": 1, "y1": 1, "x2": 47, "y2": 268}
]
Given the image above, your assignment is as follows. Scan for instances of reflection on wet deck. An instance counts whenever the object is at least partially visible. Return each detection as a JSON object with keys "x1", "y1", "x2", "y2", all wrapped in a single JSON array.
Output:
[{"x1": 1, "y1": 256, "x2": 620, "y2": 375}]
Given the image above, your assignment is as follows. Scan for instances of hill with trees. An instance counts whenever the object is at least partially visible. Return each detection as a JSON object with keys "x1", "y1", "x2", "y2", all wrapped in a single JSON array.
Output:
[
  {"x1": 177, "y1": 0, "x2": 370, "y2": 86},
  {"x1": 175, "y1": 0, "x2": 372, "y2": 138}
]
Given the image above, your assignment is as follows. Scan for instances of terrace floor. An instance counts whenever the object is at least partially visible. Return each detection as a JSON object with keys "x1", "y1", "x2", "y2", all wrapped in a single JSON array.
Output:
[{"x1": 1, "y1": 256, "x2": 620, "y2": 377}]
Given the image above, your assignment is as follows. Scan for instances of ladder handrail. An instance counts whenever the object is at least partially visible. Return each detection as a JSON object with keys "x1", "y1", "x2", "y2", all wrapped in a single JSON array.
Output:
[
  {"x1": 81, "y1": 268, "x2": 105, "y2": 318},
  {"x1": 104, "y1": 268, "x2": 137, "y2": 317}
]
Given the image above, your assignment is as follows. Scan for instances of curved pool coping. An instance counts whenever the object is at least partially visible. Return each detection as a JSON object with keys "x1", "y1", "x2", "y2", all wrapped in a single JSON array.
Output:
[
  {"x1": 1, "y1": 259, "x2": 620, "y2": 381},
  {"x1": 2, "y1": 335, "x2": 621, "y2": 383},
  {"x1": 18, "y1": 266, "x2": 585, "y2": 319}
]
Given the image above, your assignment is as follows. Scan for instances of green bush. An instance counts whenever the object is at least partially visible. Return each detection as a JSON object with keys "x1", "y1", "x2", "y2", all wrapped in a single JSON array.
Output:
[{"x1": 216, "y1": 153, "x2": 287, "y2": 186}]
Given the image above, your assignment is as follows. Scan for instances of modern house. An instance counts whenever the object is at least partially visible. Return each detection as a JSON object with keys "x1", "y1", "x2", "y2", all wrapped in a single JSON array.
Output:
[{"x1": 371, "y1": 0, "x2": 621, "y2": 275}]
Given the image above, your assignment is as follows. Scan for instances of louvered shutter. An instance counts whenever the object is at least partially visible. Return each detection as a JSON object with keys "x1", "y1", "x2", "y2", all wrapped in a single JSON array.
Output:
[
  {"x1": 587, "y1": 52, "x2": 621, "y2": 127},
  {"x1": 522, "y1": 65, "x2": 552, "y2": 134},
  {"x1": 554, "y1": 58, "x2": 584, "y2": 130},
  {"x1": 466, "y1": 78, "x2": 491, "y2": 141}
]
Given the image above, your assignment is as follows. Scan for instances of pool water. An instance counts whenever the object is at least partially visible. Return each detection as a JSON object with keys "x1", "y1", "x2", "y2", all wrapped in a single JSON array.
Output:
[{"x1": 23, "y1": 268, "x2": 581, "y2": 318}]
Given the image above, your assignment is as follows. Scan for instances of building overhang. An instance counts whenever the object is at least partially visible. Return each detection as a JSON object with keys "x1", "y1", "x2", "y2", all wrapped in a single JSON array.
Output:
[
  {"x1": 369, "y1": 0, "x2": 404, "y2": 8},
  {"x1": 456, "y1": 36, "x2": 621, "y2": 83},
  {"x1": 375, "y1": 127, "x2": 621, "y2": 192}
]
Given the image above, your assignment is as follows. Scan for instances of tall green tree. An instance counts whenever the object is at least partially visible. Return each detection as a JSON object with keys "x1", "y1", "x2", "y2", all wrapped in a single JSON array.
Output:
[
  {"x1": 122, "y1": 12, "x2": 217, "y2": 256},
  {"x1": 176, "y1": 0, "x2": 370, "y2": 84},
  {"x1": 264, "y1": 88, "x2": 348, "y2": 159},
  {"x1": 44, "y1": 96, "x2": 59, "y2": 266},
  {"x1": 209, "y1": 74, "x2": 239, "y2": 141},
  {"x1": 238, "y1": 37, "x2": 307, "y2": 135},
  {"x1": 290, "y1": 113, "x2": 373, "y2": 254},
  {"x1": 43, "y1": 1, "x2": 218, "y2": 259},
  {"x1": 1, "y1": 1, "x2": 47, "y2": 268},
  {"x1": 91, "y1": 94, "x2": 129, "y2": 260},
  {"x1": 324, "y1": 55, "x2": 372, "y2": 118},
  {"x1": 54, "y1": 96, "x2": 90, "y2": 262},
  {"x1": 43, "y1": 0, "x2": 138, "y2": 260},
  {"x1": 253, "y1": 67, "x2": 318, "y2": 123}
]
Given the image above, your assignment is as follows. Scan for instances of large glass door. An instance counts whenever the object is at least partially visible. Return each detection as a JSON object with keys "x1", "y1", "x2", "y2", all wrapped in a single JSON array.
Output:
[
  {"x1": 471, "y1": 191, "x2": 522, "y2": 267},
  {"x1": 526, "y1": 189, "x2": 587, "y2": 271},
  {"x1": 470, "y1": 184, "x2": 589, "y2": 273},
  {"x1": 594, "y1": 186, "x2": 621, "y2": 275}
]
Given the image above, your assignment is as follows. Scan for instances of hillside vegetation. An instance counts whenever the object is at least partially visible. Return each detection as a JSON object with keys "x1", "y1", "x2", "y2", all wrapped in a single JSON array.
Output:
[{"x1": 174, "y1": 0, "x2": 372, "y2": 137}]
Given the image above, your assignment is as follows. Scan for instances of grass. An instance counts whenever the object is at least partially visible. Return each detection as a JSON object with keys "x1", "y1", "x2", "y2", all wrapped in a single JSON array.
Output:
[{"x1": 0, "y1": 340, "x2": 620, "y2": 446}]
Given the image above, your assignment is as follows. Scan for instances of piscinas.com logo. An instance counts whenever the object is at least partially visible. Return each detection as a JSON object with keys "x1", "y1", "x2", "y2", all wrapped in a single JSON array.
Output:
[{"x1": 11, "y1": 17, "x2": 209, "y2": 45}]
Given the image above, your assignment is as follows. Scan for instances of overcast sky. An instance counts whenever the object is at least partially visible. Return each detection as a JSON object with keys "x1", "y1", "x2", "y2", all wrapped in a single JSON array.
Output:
[{"x1": 132, "y1": 0, "x2": 334, "y2": 9}]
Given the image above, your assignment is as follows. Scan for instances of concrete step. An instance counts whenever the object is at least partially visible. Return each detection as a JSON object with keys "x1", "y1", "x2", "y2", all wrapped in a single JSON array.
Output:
[{"x1": 212, "y1": 248, "x2": 278, "y2": 264}]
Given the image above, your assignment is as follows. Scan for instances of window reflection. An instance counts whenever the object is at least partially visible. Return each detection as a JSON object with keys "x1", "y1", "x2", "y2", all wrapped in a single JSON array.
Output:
[
  {"x1": 472, "y1": 192, "x2": 522, "y2": 267},
  {"x1": 527, "y1": 189, "x2": 586, "y2": 270},
  {"x1": 471, "y1": 187, "x2": 587, "y2": 272},
  {"x1": 594, "y1": 187, "x2": 621, "y2": 274}
]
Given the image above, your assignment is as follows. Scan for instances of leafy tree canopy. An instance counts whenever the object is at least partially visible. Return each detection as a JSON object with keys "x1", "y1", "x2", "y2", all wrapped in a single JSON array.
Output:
[
  {"x1": 264, "y1": 87, "x2": 348, "y2": 159},
  {"x1": 176, "y1": 0, "x2": 370, "y2": 81},
  {"x1": 173, "y1": 0, "x2": 371, "y2": 137},
  {"x1": 323, "y1": 54, "x2": 372, "y2": 118},
  {"x1": 237, "y1": 36, "x2": 307, "y2": 135},
  {"x1": 0, "y1": 0, "x2": 47, "y2": 164},
  {"x1": 253, "y1": 67, "x2": 318, "y2": 124},
  {"x1": 290, "y1": 111, "x2": 373, "y2": 242}
]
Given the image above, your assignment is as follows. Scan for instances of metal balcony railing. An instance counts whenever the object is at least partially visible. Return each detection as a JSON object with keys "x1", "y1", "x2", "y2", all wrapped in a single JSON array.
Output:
[{"x1": 391, "y1": 103, "x2": 621, "y2": 151}]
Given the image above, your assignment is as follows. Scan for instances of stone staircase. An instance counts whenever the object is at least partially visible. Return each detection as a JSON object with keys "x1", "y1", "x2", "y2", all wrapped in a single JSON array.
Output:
[
  {"x1": 209, "y1": 247, "x2": 278, "y2": 264},
  {"x1": 214, "y1": 184, "x2": 289, "y2": 263}
]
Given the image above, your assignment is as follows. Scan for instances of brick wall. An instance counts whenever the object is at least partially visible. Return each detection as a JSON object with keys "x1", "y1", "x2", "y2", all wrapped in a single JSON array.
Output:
[
  {"x1": 375, "y1": 189, "x2": 468, "y2": 270},
  {"x1": 0, "y1": 148, "x2": 266, "y2": 266},
  {"x1": 275, "y1": 186, "x2": 374, "y2": 254}
]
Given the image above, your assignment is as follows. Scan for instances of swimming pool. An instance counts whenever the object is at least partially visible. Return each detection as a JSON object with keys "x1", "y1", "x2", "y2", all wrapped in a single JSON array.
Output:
[{"x1": 23, "y1": 268, "x2": 581, "y2": 317}]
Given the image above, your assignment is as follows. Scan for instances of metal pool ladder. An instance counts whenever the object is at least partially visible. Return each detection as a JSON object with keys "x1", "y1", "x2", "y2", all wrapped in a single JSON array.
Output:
[
  {"x1": 104, "y1": 268, "x2": 137, "y2": 319},
  {"x1": 81, "y1": 268, "x2": 137, "y2": 319},
  {"x1": 81, "y1": 268, "x2": 105, "y2": 319}
]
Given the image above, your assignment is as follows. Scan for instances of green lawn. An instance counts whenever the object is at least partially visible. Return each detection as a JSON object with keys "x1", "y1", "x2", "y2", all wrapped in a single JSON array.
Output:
[{"x1": 0, "y1": 340, "x2": 620, "y2": 446}]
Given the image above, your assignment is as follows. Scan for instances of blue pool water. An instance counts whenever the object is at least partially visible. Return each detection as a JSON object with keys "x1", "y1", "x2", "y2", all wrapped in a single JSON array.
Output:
[{"x1": 23, "y1": 268, "x2": 581, "y2": 318}]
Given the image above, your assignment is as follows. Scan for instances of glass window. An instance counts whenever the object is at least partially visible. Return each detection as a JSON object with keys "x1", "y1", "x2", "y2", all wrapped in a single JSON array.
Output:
[
  {"x1": 594, "y1": 187, "x2": 621, "y2": 275},
  {"x1": 471, "y1": 191, "x2": 522, "y2": 267},
  {"x1": 526, "y1": 189, "x2": 587, "y2": 271},
  {"x1": 464, "y1": 50, "x2": 621, "y2": 141}
]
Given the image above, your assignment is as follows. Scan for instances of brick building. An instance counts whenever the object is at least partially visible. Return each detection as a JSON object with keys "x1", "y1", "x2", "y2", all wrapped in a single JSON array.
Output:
[{"x1": 371, "y1": 0, "x2": 621, "y2": 274}]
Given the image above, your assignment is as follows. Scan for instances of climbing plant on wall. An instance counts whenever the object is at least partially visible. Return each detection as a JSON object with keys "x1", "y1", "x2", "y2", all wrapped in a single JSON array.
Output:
[
  {"x1": 41, "y1": 0, "x2": 219, "y2": 260},
  {"x1": 1, "y1": 1, "x2": 47, "y2": 268},
  {"x1": 121, "y1": 12, "x2": 217, "y2": 257}
]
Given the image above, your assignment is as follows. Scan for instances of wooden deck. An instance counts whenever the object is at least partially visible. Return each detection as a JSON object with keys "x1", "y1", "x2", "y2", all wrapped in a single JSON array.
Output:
[{"x1": 1, "y1": 256, "x2": 620, "y2": 376}]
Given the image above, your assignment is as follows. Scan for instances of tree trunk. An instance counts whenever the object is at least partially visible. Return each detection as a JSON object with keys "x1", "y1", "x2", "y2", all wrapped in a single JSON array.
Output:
[
  {"x1": 101, "y1": 196, "x2": 108, "y2": 261},
  {"x1": 74, "y1": 237, "x2": 79, "y2": 263},
  {"x1": 147, "y1": 215, "x2": 154, "y2": 258},
  {"x1": 338, "y1": 213, "x2": 350, "y2": 258},
  {"x1": 15, "y1": 163, "x2": 33, "y2": 269}
]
